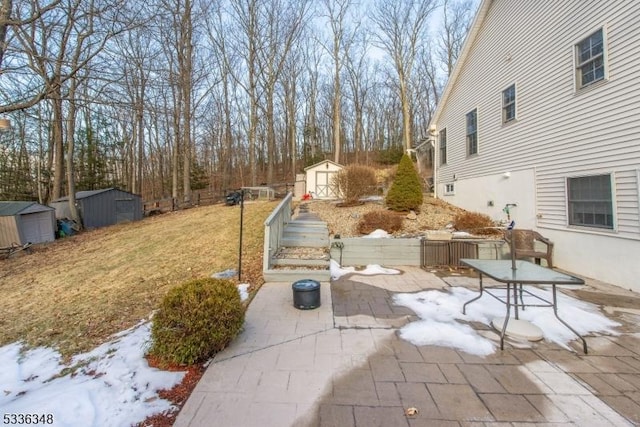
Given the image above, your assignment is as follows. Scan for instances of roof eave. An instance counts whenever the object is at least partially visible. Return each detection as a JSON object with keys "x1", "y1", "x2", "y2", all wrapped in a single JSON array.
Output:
[{"x1": 430, "y1": 0, "x2": 493, "y2": 128}]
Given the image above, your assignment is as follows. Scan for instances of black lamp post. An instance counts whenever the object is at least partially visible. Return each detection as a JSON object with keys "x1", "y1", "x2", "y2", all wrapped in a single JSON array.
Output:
[{"x1": 238, "y1": 189, "x2": 245, "y2": 281}]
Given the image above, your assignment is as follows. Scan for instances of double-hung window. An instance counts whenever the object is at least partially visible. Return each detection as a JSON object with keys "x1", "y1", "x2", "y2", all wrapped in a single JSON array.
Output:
[
  {"x1": 439, "y1": 128, "x2": 447, "y2": 165},
  {"x1": 567, "y1": 174, "x2": 613, "y2": 229},
  {"x1": 466, "y1": 109, "x2": 478, "y2": 156},
  {"x1": 502, "y1": 84, "x2": 516, "y2": 123},
  {"x1": 576, "y1": 28, "x2": 605, "y2": 88}
]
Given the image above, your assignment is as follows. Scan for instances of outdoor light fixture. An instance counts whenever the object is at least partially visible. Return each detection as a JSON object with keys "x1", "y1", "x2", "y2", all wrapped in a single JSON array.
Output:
[{"x1": 503, "y1": 171, "x2": 511, "y2": 178}]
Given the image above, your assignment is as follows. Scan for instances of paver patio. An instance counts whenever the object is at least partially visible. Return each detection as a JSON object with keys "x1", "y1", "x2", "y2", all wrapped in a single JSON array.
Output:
[{"x1": 174, "y1": 266, "x2": 640, "y2": 427}]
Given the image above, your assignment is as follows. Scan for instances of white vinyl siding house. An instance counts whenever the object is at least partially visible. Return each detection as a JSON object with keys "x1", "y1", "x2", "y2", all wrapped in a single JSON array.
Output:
[{"x1": 431, "y1": 0, "x2": 640, "y2": 292}]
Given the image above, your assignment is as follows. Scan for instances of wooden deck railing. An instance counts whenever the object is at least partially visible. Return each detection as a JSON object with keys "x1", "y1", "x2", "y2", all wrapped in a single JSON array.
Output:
[{"x1": 263, "y1": 192, "x2": 293, "y2": 272}]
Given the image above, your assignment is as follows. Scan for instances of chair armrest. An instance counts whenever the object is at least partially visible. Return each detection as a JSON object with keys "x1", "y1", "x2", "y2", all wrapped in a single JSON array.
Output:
[{"x1": 533, "y1": 231, "x2": 552, "y2": 246}]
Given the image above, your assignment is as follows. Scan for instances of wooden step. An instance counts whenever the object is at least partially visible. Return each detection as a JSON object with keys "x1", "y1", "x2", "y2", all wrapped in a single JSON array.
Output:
[
  {"x1": 263, "y1": 268, "x2": 331, "y2": 283},
  {"x1": 280, "y1": 236, "x2": 329, "y2": 247},
  {"x1": 271, "y1": 258, "x2": 330, "y2": 267}
]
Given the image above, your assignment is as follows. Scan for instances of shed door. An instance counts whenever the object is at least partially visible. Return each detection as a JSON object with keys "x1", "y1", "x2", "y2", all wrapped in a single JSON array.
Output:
[
  {"x1": 115, "y1": 199, "x2": 134, "y2": 223},
  {"x1": 21, "y1": 212, "x2": 54, "y2": 244},
  {"x1": 315, "y1": 171, "x2": 338, "y2": 198}
]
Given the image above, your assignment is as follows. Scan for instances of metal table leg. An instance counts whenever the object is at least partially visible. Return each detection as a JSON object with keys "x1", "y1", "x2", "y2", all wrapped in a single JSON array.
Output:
[
  {"x1": 552, "y1": 285, "x2": 588, "y2": 354},
  {"x1": 463, "y1": 272, "x2": 484, "y2": 315}
]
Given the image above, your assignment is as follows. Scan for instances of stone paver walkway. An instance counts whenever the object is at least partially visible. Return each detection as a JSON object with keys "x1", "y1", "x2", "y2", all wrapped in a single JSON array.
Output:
[{"x1": 175, "y1": 267, "x2": 640, "y2": 427}]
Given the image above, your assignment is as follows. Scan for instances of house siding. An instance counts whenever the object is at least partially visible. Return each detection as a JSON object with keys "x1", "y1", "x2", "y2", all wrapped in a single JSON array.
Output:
[{"x1": 433, "y1": 0, "x2": 640, "y2": 291}]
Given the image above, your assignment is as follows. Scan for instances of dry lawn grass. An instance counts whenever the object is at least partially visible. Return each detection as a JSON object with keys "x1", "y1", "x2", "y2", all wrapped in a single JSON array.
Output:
[{"x1": 0, "y1": 201, "x2": 277, "y2": 358}]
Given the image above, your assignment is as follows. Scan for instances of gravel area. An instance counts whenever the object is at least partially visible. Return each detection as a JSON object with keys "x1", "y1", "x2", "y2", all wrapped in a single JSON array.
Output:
[{"x1": 299, "y1": 196, "x2": 468, "y2": 238}]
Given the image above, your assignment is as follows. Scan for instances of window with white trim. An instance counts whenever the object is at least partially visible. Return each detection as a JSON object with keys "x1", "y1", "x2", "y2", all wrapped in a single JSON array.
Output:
[
  {"x1": 576, "y1": 28, "x2": 605, "y2": 89},
  {"x1": 444, "y1": 183, "x2": 455, "y2": 195},
  {"x1": 439, "y1": 128, "x2": 447, "y2": 165},
  {"x1": 502, "y1": 84, "x2": 516, "y2": 123},
  {"x1": 466, "y1": 109, "x2": 478, "y2": 155},
  {"x1": 567, "y1": 174, "x2": 613, "y2": 229}
]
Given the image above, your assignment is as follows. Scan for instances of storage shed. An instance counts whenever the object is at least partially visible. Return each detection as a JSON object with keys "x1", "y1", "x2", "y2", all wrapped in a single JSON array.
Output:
[
  {"x1": 50, "y1": 188, "x2": 143, "y2": 229},
  {"x1": 303, "y1": 160, "x2": 344, "y2": 199},
  {"x1": 0, "y1": 201, "x2": 56, "y2": 246}
]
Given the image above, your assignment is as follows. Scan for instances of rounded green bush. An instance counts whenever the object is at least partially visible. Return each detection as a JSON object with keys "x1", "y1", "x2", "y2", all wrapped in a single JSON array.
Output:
[
  {"x1": 149, "y1": 278, "x2": 245, "y2": 365},
  {"x1": 385, "y1": 153, "x2": 424, "y2": 212}
]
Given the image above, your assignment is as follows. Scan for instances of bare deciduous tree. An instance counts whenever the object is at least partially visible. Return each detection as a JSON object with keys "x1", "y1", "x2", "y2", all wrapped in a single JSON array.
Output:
[
  {"x1": 438, "y1": 0, "x2": 475, "y2": 76},
  {"x1": 371, "y1": 0, "x2": 437, "y2": 152},
  {"x1": 255, "y1": 0, "x2": 310, "y2": 184},
  {"x1": 320, "y1": 0, "x2": 356, "y2": 164}
]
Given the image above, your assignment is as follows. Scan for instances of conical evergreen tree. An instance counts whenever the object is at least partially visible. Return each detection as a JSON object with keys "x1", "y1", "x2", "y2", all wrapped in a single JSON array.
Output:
[{"x1": 385, "y1": 153, "x2": 423, "y2": 211}]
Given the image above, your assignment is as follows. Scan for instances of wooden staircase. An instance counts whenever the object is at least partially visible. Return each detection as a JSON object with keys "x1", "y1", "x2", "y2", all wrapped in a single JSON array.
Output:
[{"x1": 263, "y1": 204, "x2": 331, "y2": 282}]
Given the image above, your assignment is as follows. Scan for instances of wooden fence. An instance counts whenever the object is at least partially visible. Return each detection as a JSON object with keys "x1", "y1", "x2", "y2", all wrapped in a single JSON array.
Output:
[{"x1": 142, "y1": 183, "x2": 293, "y2": 216}]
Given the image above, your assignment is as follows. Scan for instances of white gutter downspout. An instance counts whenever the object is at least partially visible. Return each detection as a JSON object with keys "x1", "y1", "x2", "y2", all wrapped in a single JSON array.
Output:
[{"x1": 430, "y1": 125, "x2": 438, "y2": 199}]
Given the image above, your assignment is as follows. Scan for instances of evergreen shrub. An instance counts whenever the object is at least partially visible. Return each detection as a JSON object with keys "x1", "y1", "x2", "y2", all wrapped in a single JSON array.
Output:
[
  {"x1": 149, "y1": 278, "x2": 245, "y2": 365},
  {"x1": 385, "y1": 153, "x2": 424, "y2": 212}
]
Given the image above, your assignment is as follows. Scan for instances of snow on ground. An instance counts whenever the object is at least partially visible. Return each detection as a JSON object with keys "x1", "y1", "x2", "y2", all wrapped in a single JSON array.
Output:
[
  {"x1": 394, "y1": 286, "x2": 621, "y2": 356},
  {"x1": 362, "y1": 229, "x2": 391, "y2": 238},
  {"x1": 331, "y1": 260, "x2": 620, "y2": 356},
  {"x1": 0, "y1": 283, "x2": 251, "y2": 427},
  {"x1": 0, "y1": 321, "x2": 184, "y2": 427},
  {"x1": 1, "y1": 264, "x2": 621, "y2": 426},
  {"x1": 359, "y1": 196, "x2": 383, "y2": 202},
  {"x1": 330, "y1": 259, "x2": 400, "y2": 280},
  {"x1": 237, "y1": 283, "x2": 250, "y2": 301}
]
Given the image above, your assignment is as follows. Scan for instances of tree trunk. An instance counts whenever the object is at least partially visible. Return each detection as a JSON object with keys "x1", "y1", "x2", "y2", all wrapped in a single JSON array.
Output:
[
  {"x1": 65, "y1": 98, "x2": 81, "y2": 228},
  {"x1": 50, "y1": 86, "x2": 64, "y2": 202}
]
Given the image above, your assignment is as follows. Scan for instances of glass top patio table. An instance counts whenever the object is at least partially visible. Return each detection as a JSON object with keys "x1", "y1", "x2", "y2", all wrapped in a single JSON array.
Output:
[
  {"x1": 459, "y1": 258, "x2": 587, "y2": 353},
  {"x1": 459, "y1": 259, "x2": 585, "y2": 285}
]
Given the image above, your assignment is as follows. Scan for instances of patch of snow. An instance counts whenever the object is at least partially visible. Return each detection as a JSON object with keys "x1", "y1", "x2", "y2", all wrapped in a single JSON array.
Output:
[
  {"x1": 452, "y1": 231, "x2": 472, "y2": 238},
  {"x1": 393, "y1": 286, "x2": 620, "y2": 356},
  {"x1": 330, "y1": 259, "x2": 399, "y2": 280},
  {"x1": 359, "y1": 196, "x2": 383, "y2": 202},
  {"x1": 212, "y1": 268, "x2": 237, "y2": 279},
  {"x1": 363, "y1": 229, "x2": 390, "y2": 238},
  {"x1": 237, "y1": 284, "x2": 250, "y2": 302},
  {"x1": 0, "y1": 322, "x2": 185, "y2": 427}
]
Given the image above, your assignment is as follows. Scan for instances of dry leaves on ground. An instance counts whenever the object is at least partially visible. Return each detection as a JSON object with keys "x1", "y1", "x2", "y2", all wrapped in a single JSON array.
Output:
[{"x1": 303, "y1": 196, "x2": 467, "y2": 237}]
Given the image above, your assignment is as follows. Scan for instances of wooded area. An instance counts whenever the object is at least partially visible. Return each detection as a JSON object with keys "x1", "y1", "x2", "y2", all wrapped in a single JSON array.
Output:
[{"x1": 0, "y1": 0, "x2": 475, "y2": 220}]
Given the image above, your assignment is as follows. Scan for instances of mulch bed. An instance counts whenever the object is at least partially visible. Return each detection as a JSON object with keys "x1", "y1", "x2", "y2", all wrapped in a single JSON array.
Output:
[{"x1": 135, "y1": 357, "x2": 206, "y2": 427}]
